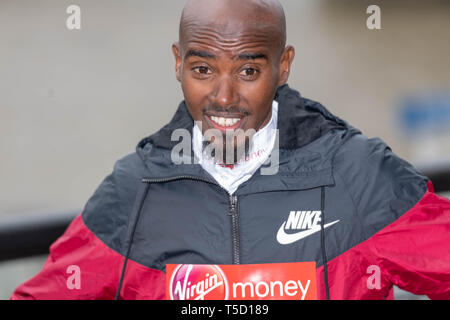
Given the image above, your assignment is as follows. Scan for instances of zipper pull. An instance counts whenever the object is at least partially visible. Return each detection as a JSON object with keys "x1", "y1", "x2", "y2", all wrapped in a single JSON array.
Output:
[{"x1": 229, "y1": 195, "x2": 238, "y2": 215}]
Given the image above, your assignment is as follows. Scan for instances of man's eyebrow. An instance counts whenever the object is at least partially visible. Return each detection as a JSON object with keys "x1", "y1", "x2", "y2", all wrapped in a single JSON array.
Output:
[
  {"x1": 234, "y1": 52, "x2": 269, "y2": 61},
  {"x1": 184, "y1": 49, "x2": 216, "y2": 60},
  {"x1": 184, "y1": 49, "x2": 269, "y2": 62}
]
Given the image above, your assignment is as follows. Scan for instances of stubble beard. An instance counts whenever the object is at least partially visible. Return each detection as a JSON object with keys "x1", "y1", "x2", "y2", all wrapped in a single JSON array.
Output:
[{"x1": 202, "y1": 130, "x2": 254, "y2": 165}]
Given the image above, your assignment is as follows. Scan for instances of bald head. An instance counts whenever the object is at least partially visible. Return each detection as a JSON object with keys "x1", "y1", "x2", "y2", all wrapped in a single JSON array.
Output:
[{"x1": 179, "y1": 0, "x2": 287, "y2": 57}]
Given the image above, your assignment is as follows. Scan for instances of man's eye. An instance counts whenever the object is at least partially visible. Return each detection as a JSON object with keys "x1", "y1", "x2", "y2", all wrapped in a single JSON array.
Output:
[
  {"x1": 239, "y1": 68, "x2": 258, "y2": 77},
  {"x1": 194, "y1": 66, "x2": 211, "y2": 75}
]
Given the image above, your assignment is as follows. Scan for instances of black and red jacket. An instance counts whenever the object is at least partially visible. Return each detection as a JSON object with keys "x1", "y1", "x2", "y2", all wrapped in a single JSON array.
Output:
[{"x1": 12, "y1": 85, "x2": 450, "y2": 299}]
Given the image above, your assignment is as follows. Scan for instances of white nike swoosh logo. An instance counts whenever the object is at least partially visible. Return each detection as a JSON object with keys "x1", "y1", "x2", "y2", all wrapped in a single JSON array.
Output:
[{"x1": 276, "y1": 220, "x2": 340, "y2": 245}]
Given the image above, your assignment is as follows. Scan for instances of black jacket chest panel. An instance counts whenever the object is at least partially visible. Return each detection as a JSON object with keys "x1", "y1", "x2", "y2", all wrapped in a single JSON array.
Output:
[
  {"x1": 238, "y1": 185, "x2": 363, "y2": 266},
  {"x1": 129, "y1": 180, "x2": 232, "y2": 270},
  {"x1": 128, "y1": 178, "x2": 363, "y2": 271}
]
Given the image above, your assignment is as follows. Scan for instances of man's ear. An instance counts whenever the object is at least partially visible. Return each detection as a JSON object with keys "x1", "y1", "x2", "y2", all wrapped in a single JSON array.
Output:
[
  {"x1": 278, "y1": 45, "x2": 295, "y2": 87},
  {"x1": 172, "y1": 42, "x2": 182, "y2": 82}
]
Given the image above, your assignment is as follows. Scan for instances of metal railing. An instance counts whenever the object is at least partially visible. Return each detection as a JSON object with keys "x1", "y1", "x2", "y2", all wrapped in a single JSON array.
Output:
[
  {"x1": 416, "y1": 160, "x2": 450, "y2": 192},
  {"x1": 0, "y1": 210, "x2": 79, "y2": 262}
]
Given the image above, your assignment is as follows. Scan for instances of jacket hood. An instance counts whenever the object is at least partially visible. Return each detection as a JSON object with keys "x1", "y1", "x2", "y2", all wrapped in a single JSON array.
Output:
[{"x1": 135, "y1": 84, "x2": 361, "y2": 193}]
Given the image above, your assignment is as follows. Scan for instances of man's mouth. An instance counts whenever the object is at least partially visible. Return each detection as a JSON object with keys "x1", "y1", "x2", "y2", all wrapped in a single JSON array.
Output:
[
  {"x1": 210, "y1": 116, "x2": 241, "y2": 127},
  {"x1": 205, "y1": 114, "x2": 245, "y2": 131}
]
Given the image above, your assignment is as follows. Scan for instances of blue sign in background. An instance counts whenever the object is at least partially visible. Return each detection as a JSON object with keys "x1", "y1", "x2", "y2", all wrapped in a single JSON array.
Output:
[{"x1": 399, "y1": 92, "x2": 450, "y2": 134}]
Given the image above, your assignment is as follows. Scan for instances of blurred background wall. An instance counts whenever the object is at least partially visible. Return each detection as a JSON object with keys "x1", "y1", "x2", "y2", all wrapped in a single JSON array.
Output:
[{"x1": 1, "y1": 0, "x2": 449, "y2": 299}]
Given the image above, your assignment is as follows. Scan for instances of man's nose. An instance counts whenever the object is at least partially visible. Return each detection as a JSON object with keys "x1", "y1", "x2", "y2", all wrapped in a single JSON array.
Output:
[{"x1": 212, "y1": 76, "x2": 238, "y2": 109}]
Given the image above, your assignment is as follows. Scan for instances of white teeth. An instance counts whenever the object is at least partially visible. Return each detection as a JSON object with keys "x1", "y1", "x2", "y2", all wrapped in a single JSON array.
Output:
[{"x1": 211, "y1": 116, "x2": 241, "y2": 127}]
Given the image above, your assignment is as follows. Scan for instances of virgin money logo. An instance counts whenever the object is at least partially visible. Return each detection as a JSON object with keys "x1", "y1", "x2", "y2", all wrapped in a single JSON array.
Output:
[
  {"x1": 169, "y1": 264, "x2": 229, "y2": 300},
  {"x1": 167, "y1": 262, "x2": 317, "y2": 300}
]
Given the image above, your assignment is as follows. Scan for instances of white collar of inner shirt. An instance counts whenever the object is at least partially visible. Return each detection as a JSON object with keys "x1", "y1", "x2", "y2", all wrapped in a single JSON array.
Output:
[{"x1": 192, "y1": 100, "x2": 279, "y2": 194}]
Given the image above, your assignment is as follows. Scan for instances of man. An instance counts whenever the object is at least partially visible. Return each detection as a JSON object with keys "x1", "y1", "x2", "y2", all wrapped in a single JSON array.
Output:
[{"x1": 12, "y1": 0, "x2": 450, "y2": 300}]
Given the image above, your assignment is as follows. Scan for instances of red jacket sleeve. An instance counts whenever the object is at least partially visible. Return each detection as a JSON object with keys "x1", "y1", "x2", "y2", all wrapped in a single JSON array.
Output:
[
  {"x1": 370, "y1": 182, "x2": 450, "y2": 299},
  {"x1": 10, "y1": 214, "x2": 166, "y2": 300},
  {"x1": 10, "y1": 215, "x2": 124, "y2": 300}
]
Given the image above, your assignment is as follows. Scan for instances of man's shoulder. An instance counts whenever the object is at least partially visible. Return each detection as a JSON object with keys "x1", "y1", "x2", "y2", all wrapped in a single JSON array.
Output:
[
  {"x1": 113, "y1": 151, "x2": 148, "y2": 181},
  {"x1": 333, "y1": 132, "x2": 429, "y2": 215},
  {"x1": 335, "y1": 133, "x2": 389, "y2": 164},
  {"x1": 97, "y1": 150, "x2": 150, "y2": 205},
  {"x1": 81, "y1": 150, "x2": 148, "y2": 252},
  {"x1": 334, "y1": 133, "x2": 426, "y2": 180}
]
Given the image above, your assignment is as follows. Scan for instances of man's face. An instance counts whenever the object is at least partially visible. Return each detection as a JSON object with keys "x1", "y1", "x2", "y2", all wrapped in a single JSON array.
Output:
[{"x1": 173, "y1": 7, "x2": 294, "y2": 163}]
